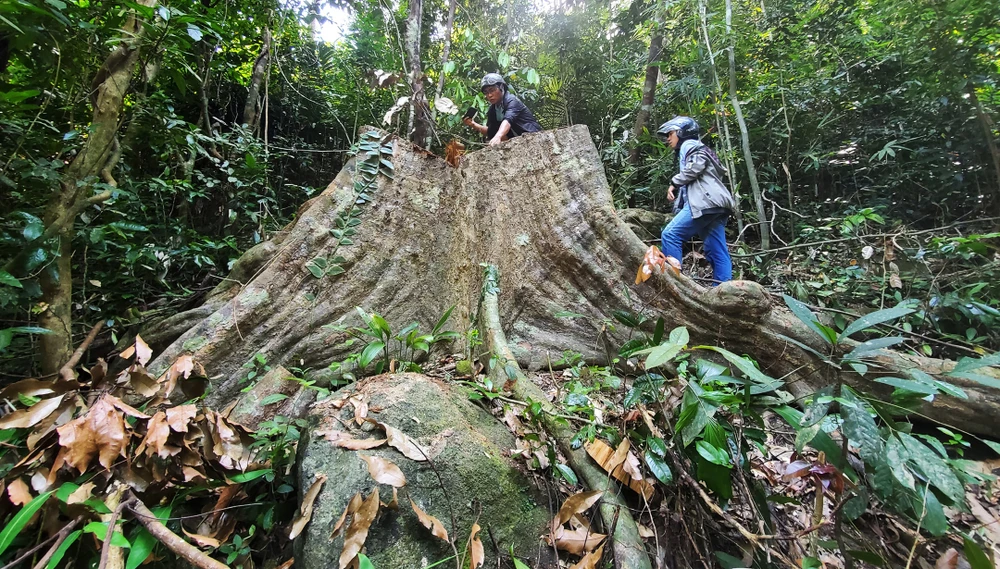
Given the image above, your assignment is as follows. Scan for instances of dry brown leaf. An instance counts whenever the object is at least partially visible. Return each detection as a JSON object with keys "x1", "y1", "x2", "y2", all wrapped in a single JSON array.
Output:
[
  {"x1": 636, "y1": 523, "x2": 655, "y2": 539},
  {"x1": 139, "y1": 411, "x2": 171, "y2": 457},
  {"x1": 207, "y1": 412, "x2": 249, "y2": 470},
  {"x1": 108, "y1": 395, "x2": 149, "y2": 419},
  {"x1": 585, "y1": 439, "x2": 655, "y2": 500},
  {"x1": 182, "y1": 527, "x2": 221, "y2": 549},
  {"x1": 351, "y1": 394, "x2": 369, "y2": 426},
  {"x1": 128, "y1": 365, "x2": 160, "y2": 398},
  {"x1": 56, "y1": 396, "x2": 127, "y2": 473},
  {"x1": 968, "y1": 496, "x2": 1000, "y2": 545},
  {"x1": 556, "y1": 490, "x2": 604, "y2": 526},
  {"x1": 0, "y1": 395, "x2": 64, "y2": 429},
  {"x1": 550, "y1": 526, "x2": 606, "y2": 556},
  {"x1": 166, "y1": 405, "x2": 198, "y2": 433},
  {"x1": 608, "y1": 438, "x2": 630, "y2": 471},
  {"x1": 468, "y1": 523, "x2": 485, "y2": 568},
  {"x1": 410, "y1": 498, "x2": 449, "y2": 542},
  {"x1": 384, "y1": 487, "x2": 399, "y2": 511},
  {"x1": 321, "y1": 430, "x2": 387, "y2": 450},
  {"x1": 369, "y1": 420, "x2": 426, "y2": 461},
  {"x1": 275, "y1": 559, "x2": 294, "y2": 569},
  {"x1": 569, "y1": 543, "x2": 605, "y2": 569},
  {"x1": 331, "y1": 493, "x2": 362, "y2": 539},
  {"x1": 6, "y1": 478, "x2": 31, "y2": 506},
  {"x1": 161, "y1": 355, "x2": 197, "y2": 397},
  {"x1": 622, "y1": 451, "x2": 643, "y2": 482},
  {"x1": 120, "y1": 335, "x2": 153, "y2": 366},
  {"x1": 289, "y1": 473, "x2": 327, "y2": 539},
  {"x1": 934, "y1": 548, "x2": 959, "y2": 569},
  {"x1": 66, "y1": 481, "x2": 96, "y2": 505},
  {"x1": 339, "y1": 488, "x2": 380, "y2": 569},
  {"x1": 359, "y1": 454, "x2": 407, "y2": 487},
  {"x1": 0, "y1": 378, "x2": 62, "y2": 401}
]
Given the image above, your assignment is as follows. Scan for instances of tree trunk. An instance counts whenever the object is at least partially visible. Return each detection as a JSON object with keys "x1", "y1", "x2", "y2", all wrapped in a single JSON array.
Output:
[
  {"x1": 13, "y1": 0, "x2": 156, "y2": 374},
  {"x1": 431, "y1": 0, "x2": 458, "y2": 120},
  {"x1": 967, "y1": 84, "x2": 1000, "y2": 212},
  {"x1": 722, "y1": 0, "x2": 770, "y2": 249},
  {"x1": 628, "y1": 4, "x2": 664, "y2": 167},
  {"x1": 405, "y1": 0, "x2": 430, "y2": 146},
  {"x1": 146, "y1": 126, "x2": 1000, "y2": 439},
  {"x1": 243, "y1": 28, "x2": 271, "y2": 133}
]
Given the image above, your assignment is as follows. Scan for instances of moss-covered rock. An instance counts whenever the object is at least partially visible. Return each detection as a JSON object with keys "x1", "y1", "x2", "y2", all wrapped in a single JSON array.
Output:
[{"x1": 295, "y1": 373, "x2": 556, "y2": 569}]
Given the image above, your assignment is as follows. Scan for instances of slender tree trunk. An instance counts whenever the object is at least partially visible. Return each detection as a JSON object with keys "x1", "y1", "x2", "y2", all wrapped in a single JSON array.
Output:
[
  {"x1": 723, "y1": 0, "x2": 770, "y2": 249},
  {"x1": 628, "y1": 4, "x2": 664, "y2": 167},
  {"x1": 243, "y1": 28, "x2": 271, "y2": 133},
  {"x1": 431, "y1": 0, "x2": 457, "y2": 121},
  {"x1": 697, "y1": 1, "x2": 744, "y2": 236},
  {"x1": 967, "y1": 84, "x2": 1000, "y2": 212},
  {"x1": 198, "y1": 39, "x2": 222, "y2": 159},
  {"x1": 405, "y1": 0, "x2": 430, "y2": 146},
  {"x1": 31, "y1": 0, "x2": 156, "y2": 373}
]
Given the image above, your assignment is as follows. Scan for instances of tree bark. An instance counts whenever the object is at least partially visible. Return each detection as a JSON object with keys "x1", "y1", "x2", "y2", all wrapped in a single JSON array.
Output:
[
  {"x1": 431, "y1": 0, "x2": 457, "y2": 121},
  {"x1": 405, "y1": 0, "x2": 430, "y2": 146},
  {"x1": 722, "y1": 0, "x2": 770, "y2": 249},
  {"x1": 243, "y1": 28, "x2": 271, "y2": 133},
  {"x1": 628, "y1": 5, "x2": 664, "y2": 167},
  {"x1": 22, "y1": 0, "x2": 156, "y2": 373},
  {"x1": 146, "y1": 126, "x2": 1000, "y2": 438}
]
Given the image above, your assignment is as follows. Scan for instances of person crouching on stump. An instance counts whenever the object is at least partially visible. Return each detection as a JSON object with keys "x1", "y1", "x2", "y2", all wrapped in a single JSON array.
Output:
[
  {"x1": 463, "y1": 73, "x2": 542, "y2": 146},
  {"x1": 658, "y1": 116, "x2": 736, "y2": 284}
]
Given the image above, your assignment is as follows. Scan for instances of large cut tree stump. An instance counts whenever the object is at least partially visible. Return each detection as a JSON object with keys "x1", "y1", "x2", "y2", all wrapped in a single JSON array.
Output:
[{"x1": 148, "y1": 126, "x2": 1000, "y2": 436}]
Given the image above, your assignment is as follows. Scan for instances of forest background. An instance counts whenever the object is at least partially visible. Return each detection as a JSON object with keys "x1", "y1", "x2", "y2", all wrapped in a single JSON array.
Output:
[{"x1": 1, "y1": 0, "x2": 1000, "y2": 567}]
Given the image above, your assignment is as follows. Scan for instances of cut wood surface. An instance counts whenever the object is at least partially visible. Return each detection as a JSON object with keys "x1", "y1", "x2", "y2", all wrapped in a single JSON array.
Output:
[{"x1": 146, "y1": 126, "x2": 1000, "y2": 436}]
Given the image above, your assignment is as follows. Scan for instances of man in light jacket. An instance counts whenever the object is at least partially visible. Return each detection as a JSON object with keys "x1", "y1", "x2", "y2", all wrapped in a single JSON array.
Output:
[{"x1": 657, "y1": 116, "x2": 736, "y2": 284}]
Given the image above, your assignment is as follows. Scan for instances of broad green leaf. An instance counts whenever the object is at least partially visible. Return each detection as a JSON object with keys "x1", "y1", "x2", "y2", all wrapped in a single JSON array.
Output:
[
  {"x1": 953, "y1": 351, "x2": 1000, "y2": 373},
  {"x1": 963, "y1": 538, "x2": 993, "y2": 569},
  {"x1": 885, "y1": 436, "x2": 915, "y2": 490},
  {"x1": 981, "y1": 439, "x2": 1000, "y2": 457},
  {"x1": 512, "y1": 558, "x2": 531, "y2": 569},
  {"x1": 945, "y1": 371, "x2": 1000, "y2": 389},
  {"x1": 46, "y1": 530, "x2": 82, "y2": 569},
  {"x1": 841, "y1": 387, "x2": 883, "y2": 463},
  {"x1": 186, "y1": 24, "x2": 203, "y2": 41},
  {"x1": 554, "y1": 463, "x2": 577, "y2": 485},
  {"x1": 370, "y1": 313, "x2": 391, "y2": 336},
  {"x1": 875, "y1": 376, "x2": 938, "y2": 395},
  {"x1": 842, "y1": 488, "x2": 869, "y2": 521},
  {"x1": 714, "y1": 551, "x2": 744, "y2": 569},
  {"x1": 652, "y1": 317, "x2": 664, "y2": 345},
  {"x1": 695, "y1": 440, "x2": 731, "y2": 468},
  {"x1": 644, "y1": 341, "x2": 683, "y2": 369},
  {"x1": 432, "y1": 305, "x2": 455, "y2": 334},
  {"x1": 781, "y1": 294, "x2": 831, "y2": 345},
  {"x1": 667, "y1": 326, "x2": 689, "y2": 346},
  {"x1": 358, "y1": 553, "x2": 376, "y2": 569},
  {"x1": 913, "y1": 486, "x2": 948, "y2": 536},
  {"x1": 359, "y1": 341, "x2": 385, "y2": 368},
  {"x1": 845, "y1": 549, "x2": 883, "y2": 567},
  {"x1": 84, "y1": 521, "x2": 131, "y2": 548},
  {"x1": 229, "y1": 469, "x2": 273, "y2": 483},
  {"x1": 645, "y1": 451, "x2": 673, "y2": 484},
  {"x1": 844, "y1": 337, "x2": 906, "y2": 360},
  {"x1": 677, "y1": 385, "x2": 718, "y2": 447},
  {"x1": 0, "y1": 271, "x2": 22, "y2": 288},
  {"x1": 772, "y1": 406, "x2": 849, "y2": 471},
  {"x1": 695, "y1": 346, "x2": 783, "y2": 392},
  {"x1": 647, "y1": 436, "x2": 667, "y2": 457},
  {"x1": 800, "y1": 386, "x2": 834, "y2": 427},
  {"x1": 0, "y1": 490, "x2": 54, "y2": 557},
  {"x1": 260, "y1": 393, "x2": 289, "y2": 405},
  {"x1": 897, "y1": 432, "x2": 964, "y2": 505},
  {"x1": 794, "y1": 423, "x2": 822, "y2": 452},
  {"x1": 839, "y1": 302, "x2": 917, "y2": 342}
]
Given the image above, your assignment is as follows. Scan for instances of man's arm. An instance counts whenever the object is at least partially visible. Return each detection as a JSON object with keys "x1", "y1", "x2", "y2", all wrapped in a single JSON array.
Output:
[{"x1": 490, "y1": 120, "x2": 512, "y2": 146}]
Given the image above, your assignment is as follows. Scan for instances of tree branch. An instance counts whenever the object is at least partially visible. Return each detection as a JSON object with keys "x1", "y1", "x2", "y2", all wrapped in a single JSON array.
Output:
[{"x1": 126, "y1": 493, "x2": 229, "y2": 569}]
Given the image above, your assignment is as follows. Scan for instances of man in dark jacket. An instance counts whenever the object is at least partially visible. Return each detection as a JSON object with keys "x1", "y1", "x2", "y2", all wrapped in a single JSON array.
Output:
[{"x1": 463, "y1": 73, "x2": 541, "y2": 146}]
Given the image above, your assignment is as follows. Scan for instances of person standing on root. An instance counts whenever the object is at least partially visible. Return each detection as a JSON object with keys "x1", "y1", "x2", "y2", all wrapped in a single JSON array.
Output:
[
  {"x1": 463, "y1": 73, "x2": 542, "y2": 146},
  {"x1": 658, "y1": 116, "x2": 736, "y2": 284}
]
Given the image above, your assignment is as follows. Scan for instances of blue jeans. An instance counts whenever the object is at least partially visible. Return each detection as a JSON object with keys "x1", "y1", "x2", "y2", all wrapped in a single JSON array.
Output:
[{"x1": 660, "y1": 206, "x2": 733, "y2": 284}]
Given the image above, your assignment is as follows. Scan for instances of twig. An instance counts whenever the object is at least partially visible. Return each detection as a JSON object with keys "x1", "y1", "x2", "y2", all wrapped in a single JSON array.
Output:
[
  {"x1": 0, "y1": 516, "x2": 82, "y2": 569},
  {"x1": 125, "y1": 493, "x2": 229, "y2": 569},
  {"x1": 59, "y1": 321, "x2": 105, "y2": 381},
  {"x1": 26, "y1": 516, "x2": 85, "y2": 569},
  {"x1": 903, "y1": 482, "x2": 930, "y2": 569},
  {"x1": 98, "y1": 494, "x2": 133, "y2": 569}
]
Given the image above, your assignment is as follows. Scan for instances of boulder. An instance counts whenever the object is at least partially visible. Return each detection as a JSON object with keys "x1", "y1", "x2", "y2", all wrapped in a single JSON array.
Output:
[{"x1": 295, "y1": 373, "x2": 556, "y2": 568}]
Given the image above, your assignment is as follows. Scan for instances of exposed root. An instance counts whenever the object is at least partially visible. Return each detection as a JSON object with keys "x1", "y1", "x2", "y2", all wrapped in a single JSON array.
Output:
[{"x1": 477, "y1": 265, "x2": 652, "y2": 569}]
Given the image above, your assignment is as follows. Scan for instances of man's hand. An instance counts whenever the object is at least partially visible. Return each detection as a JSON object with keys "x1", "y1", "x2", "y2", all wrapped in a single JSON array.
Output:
[
  {"x1": 667, "y1": 185, "x2": 676, "y2": 201},
  {"x1": 462, "y1": 117, "x2": 473, "y2": 127},
  {"x1": 489, "y1": 135, "x2": 503, "y2": 146}
]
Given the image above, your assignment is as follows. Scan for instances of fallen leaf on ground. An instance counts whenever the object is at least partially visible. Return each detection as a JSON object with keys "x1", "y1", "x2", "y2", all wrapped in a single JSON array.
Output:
[
  {"x1": 166, "y1": 404, "x2": 198, "y2": 432},
  {"x1": 585, "y1": 439, "x2": 655, "y2": 499},
  {"x1": 289, "y1": 473, "x2": 327, "y2": 539},
  {"x1": 550, "y1": 525, "x2": 606, "y2": 556},
  {"x1": 360, "y1": 454, "x2": 407, "y2": 487},
  {"x1": 622, "y1": 451, "x2": 643, "y2": 482},
  {"x1": 339, "y1": 489, "x2": 380, "y2": 569},
  {"x1": 556, "y1": 490, "x2": 604, "y2": 526},
  {"x1": 182, "y1": 527, "x2": 221, "y2": 549},
  {"x1": 369, "y1": 420, "x2": 427, "y2": 461},
  {"x1": 6, "y1": 478, "x2": 31, "y2": 506},
  {"x1": 468, "y1": 523, "x2": 485, "y2": 568},
  {"x1": 0, "y1": 395, "x2": 64, "y2": 429},
  {"x1": 351, "y1": 394, "x2": 369, "y2": 426},
  {"x1": 138, "y1": 411, "x2": 171, "y2": 457},
  {"x1": 161, "y1": 355, "x2": 199, "y2": 397},
  {"x1": 934, "y1": 549, "x2": 959, "y2": 569},
  {"x1": 120, "y1": 335, "x2": 153, "y2": 366},
  {"x1": 410, "y1": 498, "x2": 449, "y2": 541},
  {"x1": 275, "y1": 559, "x2": 294, "y2": 569},
  {"x1": 66, "y1": 481, "x2": 96, "y2": 505},
  {"x1": 331, "y1": 493, "x2": 362, "y2": 539},
  {"x1": 56, "y1": 396, "x2": 127, "y2": 472},
  {"x1": 321, "y1": 430, "x2": 387, "y2": 450},
  {"x1": 384, "y1": 487, "x2": 399, "y2": 510},
  {"x1": 569, "y1": 543, "x2": 605, "y2": 569},
  {"x1": 637, "y1": 523, "x2": 655, "y2": 538}
]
